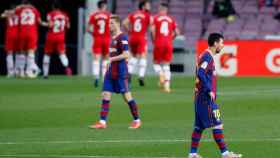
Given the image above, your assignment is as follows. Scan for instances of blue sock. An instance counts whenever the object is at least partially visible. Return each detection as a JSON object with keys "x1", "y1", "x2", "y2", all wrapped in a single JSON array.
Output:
[
  {"x1": 213, "y1": 129, "x2": 228, "y2": 154},
  {"x1": 100, "y1": 99, "x2": 110, "y2": 121},
  {"x1": 190, "y1": 127, "x2": 203, "y2": 153},
  {"x1": 127, "y1": 100, "x2": 139, "y2": 120}
]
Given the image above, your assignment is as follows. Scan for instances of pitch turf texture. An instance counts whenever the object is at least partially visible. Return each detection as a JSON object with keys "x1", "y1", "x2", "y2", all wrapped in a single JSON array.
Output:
[{"x1": 0, "y1": 76, "x2": 279, "y2": 158}]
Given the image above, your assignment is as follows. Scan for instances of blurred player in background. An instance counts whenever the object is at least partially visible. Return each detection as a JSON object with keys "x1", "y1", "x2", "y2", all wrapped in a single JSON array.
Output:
[
  {"x1": 1, "y1": 5, "x2": 19, "y2": 77},
  {"x1": 188, "y1": 33, "x2": 242, "y2": 158},
  {"x1": 15, "y1": 0, "x2": 45, "y2": 78},
  {"x1": 42, "y1": 2, "x2": 72, "y2": 79},
  {"x1": 89, "y1": 15, "x2": 141, "y2": 129},
  {"x1": 123, "y1": 0, "x2": 151, "y2": 86},
  {"x1": 87, "y1": 0, "x2": 111, "y2": 87},
  {"x1": 151, "y1": 3, "x2": 179, "y2": 93}
]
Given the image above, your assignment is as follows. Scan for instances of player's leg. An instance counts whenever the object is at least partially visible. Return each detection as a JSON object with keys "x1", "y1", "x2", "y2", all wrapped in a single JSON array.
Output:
[
  {"x1": 189, "y1": 127, "x2": 204, "y2": 158},
  {"x1": 92, "y1": 39, "x2": 102, "y2": 87},
  {"x1": 188, "y1": 100, "x2": 205, "y2": 158},
  {"x1": 5, "y1": 36, "x2": 15, "y2": 77},
  {"x1": 101, "y1": 38, "x2": 110, "y2": 79},
  {"x1": 162, "y1": 62, "x2": 171, "y2": 93},
  {"x1": 162, "y1": 45, "x2": 173, "y2": 93},
  {"x1": 43, "y1": 39, "x2": 53, "y2": 78},
  {"x1": 118, "y1": 77, "x2": 141, "y2": 129},
  {"x1": 15, "y1": 52, "x2": 26, "y2": 78},
  {"x1": 26, "y1": 49, "x2": 40, "y2": 78},
  {"x1": 15, "y1": 35, "x2": 26, "y2": 78},
  {"x1": 89, "y1": 91, "x2": 112, "y2": 129},
  {"x1": 128, "y1": 39, "x2": 138, "y2": 76},
  {"x1": 58, "y1": 52, "x2": 72, "y2": 76},
  {"x1": 25, "y1": 35, "x2": 39, "y2": 78},
  {"x1": 137, "y1": 40, "x2": 148, "y2": 86},
  {"x1": 92, "y1": 53, "x2": 101, "y2": 87},
  {"x1": 123, "y1": 92, "x2": 141, "y2": 129},
  {"x1": 153, "y1": 46, "x2": 164, "y2": 88},
  {"x1": 56, "y1": 39, "x2": 72, "y2": 76},
  {"x1": 211, "y1": 104, "x2": 242, "y2": 158},
  {"x1": 6, "y1": 51, "x2": 15, "y2": 77},
  {"x1": 101, "y1": 57, "x2": 109, "y2": 79},
  {"x1": 89, "y1": 75, "x2": 114, "y2": 129},
  {"x1": 43, "y1": 54, "x2": 51, "y2": 79}
]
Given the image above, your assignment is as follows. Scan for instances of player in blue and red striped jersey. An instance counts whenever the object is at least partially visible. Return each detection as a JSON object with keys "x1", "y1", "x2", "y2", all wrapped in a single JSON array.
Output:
[
  {"x1": 89, "y1": 15, "x2": 141, "y2": 129},
  {"x1": 188, "y1": 33, "x2": 242, "y2": 158}
]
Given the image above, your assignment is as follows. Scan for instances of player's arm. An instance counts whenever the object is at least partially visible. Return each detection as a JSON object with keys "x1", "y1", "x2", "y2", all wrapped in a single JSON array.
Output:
[
  {"x1": 66, "y1": 18, "x2": 70, "y2": 29},
  {"x1": 197, "y1": 56, "x2": 212, "y2": 94},
  {"x1": 1, "y1": 10, "x2": 9, "y2": 18},
  {"x1": 122, "y1": 17, "x2": 130, "y2": 32},
  {"x1": 110, "y1": 36, "x2": 130, "y2": 62},
  {"x1": 39, "y1": 19, "x2": 49, "y2": 27},
  {"x1": 86, "y1": 16, "x2": 93, "y2": 34},
  {"x1": 151, "y1": 24, "x2": 156, "y2": 41},
  {"x1": 110, "y1": 50, "x2": 129, "y2": 62},
  {"x1": 173, "y1": 27, "x2": 180, "y2": 39}
]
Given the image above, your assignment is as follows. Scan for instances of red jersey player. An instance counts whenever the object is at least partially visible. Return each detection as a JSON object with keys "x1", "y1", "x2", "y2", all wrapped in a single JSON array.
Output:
[
  {"x1": 123, "y1": 0, "x2": 151, "y2": 86},
  {"x1": 43, "y1": 3, "x2": 72, "y2": 79},
  {"x1": 15, "y1": 0, "x2": 45, "y2": 78},
  {"x1": 1, "y1": 5, "x2": 19, "y2": 77},
  {"x1": 151, "y1": 3, "x2": 179, "y2": 93},
  {"x1": 87, "y1": 0, "x2": 111, "y2": 87}
]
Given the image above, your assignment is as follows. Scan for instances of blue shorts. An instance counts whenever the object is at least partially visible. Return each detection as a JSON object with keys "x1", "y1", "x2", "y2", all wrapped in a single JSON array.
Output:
[
  {"x1": 194, "y1": 95, "x2": 222, "y2": 129},
  {"x1": 103, "y1": 77, "x2": 130, "y2": 94}
]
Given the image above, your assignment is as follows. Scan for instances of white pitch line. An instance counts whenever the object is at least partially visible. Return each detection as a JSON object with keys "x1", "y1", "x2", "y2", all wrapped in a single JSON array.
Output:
[
  {"x1": 0, "y1": 138, "x2": 280, "y2": 145},
  {"x1": 0, "y1": 154, "x2": 182, "y2": 158}
]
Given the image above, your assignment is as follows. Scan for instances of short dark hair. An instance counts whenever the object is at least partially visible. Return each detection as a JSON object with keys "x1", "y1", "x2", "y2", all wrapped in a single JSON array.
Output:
[
  {"x1": 139, "y1": 0, "x2": 148, "y2": 10},
  {"x1": 208, "y1": 33, "x2": 224, "y2": 47},
  {"x1": 22, "y1": 0, "x2": 30, "y2": 4},
  {"x1": 97, "y1": 0, "x2": 107, "y2": 9},
  {"x1": 160, "y1": 2, "x2": 169, "y2": 8},
  {"x1": 52, "y1": 0, "x2": 61, "y2": 10}
]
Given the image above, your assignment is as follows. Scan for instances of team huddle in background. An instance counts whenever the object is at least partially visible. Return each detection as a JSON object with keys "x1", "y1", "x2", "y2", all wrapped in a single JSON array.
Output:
[
  {"x1": 2, "y1": 0, "x2": 72, "y2": 79},
  {"x1": 2, "y1": 0, "x2": 179, "y2": 92},
  {"x1": 88, "y1": 0, "x2": 179, "y2": 92}
]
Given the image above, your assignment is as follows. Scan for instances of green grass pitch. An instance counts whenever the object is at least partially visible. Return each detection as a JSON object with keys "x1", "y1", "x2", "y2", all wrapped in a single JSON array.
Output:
[{"x1": 0, "y1": 76, "x2": 279, "y2": 158}]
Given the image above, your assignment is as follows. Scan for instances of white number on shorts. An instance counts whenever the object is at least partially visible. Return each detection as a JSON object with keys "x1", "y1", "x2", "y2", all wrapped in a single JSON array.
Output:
[
  {"x1": 53, "y1": 18, "x2": 66, "y2": 33},
  {"x1": 20, "y1": 9, "x2": 35, "y2": 25},
  {"x1": 97, "y1": 19, "x2": 105, "y2": 34},
  {"x1": 213, "y1": 109, "x2": 221, "y2": 121},
  {"x1": 160, "y1": 21, "x2": 169, "y2": 36},
  {"x1": 133, "y1": 18, "x2": 142, "y2": 32}
]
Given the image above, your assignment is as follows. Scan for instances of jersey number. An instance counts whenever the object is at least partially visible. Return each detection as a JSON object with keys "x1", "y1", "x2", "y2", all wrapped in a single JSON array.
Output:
[
  {"x1": 21, "y1": 9, "x2": 35, "y2": 25},
  {"x1": 97, "y1": 20, "x2": 105, "y2": 34},
  {"x1": 213, "y1": 109, "x2": 221, "y2": 121},
  {"x1": 133, "y1": 18, "x2": 142, "y2": 32},
  {"x1": 53, "y1": 19, "x2": 66, "y2": 33},
  {"x1": 9, "y1": 17, "x2": 18, "y2": 26},
  {"x1": 160, "y1": 21, "x2": 169, "y2": 36}
]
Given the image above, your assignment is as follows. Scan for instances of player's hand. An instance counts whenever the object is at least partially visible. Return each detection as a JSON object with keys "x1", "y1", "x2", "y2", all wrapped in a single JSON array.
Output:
[{"x1": 209, "y1": 91, "x2": 215, "y2": 101}]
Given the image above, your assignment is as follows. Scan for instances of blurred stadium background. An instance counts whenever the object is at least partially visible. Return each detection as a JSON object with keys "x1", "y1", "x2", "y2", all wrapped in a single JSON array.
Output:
[
  {"x1": 1, "y1": 0, "x2": 280, "y2": 77},
  {"x1": 1, "y1": 0, "x2": 280, "y2": 158}
]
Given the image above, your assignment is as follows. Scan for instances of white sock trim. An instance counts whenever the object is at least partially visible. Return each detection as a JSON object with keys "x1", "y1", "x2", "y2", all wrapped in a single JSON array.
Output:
[
  {"x1": 153, "y1": 64, "x2": 162, "y2": 74},
  {"x1": 59, "y1": 54, "x2": 69, "y2": 67},
  {"x1": 138, "y1": 58, "x2": 147, "y2": 78}
]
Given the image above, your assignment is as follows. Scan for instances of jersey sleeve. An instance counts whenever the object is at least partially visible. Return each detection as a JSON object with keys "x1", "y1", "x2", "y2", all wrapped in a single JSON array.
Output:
[
  {"x1": 88, "y1": 14, "x2": 94, "y2": 25},
  {"x1": 35, "y1": 8, "x2": 41, "y2": 24},
  {"x1": 120, "y1": 35, "x2": 129, "y2": 52},
  {"x1": 47, "y1": 13, "x2": 51, "y2": 22},
  {"x1": 197, "y1": 54, "x2": 212, "y2": 93}
]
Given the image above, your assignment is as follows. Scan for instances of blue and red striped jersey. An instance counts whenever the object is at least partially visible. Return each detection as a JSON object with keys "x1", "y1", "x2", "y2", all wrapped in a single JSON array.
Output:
[
  {"x1": 195, "y1": 50, "x2": 217, "y2": 100},
  {"x1": 107, "y1": 33, "x2": 129, "y2": 79}
]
